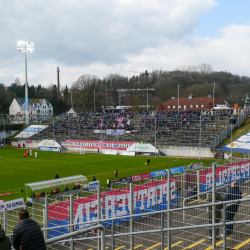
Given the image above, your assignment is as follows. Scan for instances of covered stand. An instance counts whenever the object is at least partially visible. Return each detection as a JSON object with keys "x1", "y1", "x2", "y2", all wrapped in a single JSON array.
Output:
[{"x1": 25, "y1": 175, "x2": 88, "y2": 201}]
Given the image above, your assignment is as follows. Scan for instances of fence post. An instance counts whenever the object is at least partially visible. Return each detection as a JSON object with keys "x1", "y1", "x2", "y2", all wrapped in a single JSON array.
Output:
[
  {"x1": 70, "y1": 194, "x2": 74, "y2": 250},
  {"x1": 223, "y1": 203, "x2": 226, "y2": 250},
  {"x1": 167, "y1": 170, "x2": 171, "y2": 249},
  {"x1": 130, "y1": 183, "x2": 134, "y2": 250},
  {"x1": 161, "y1": 212, "x2": 164, "y2": 250},
  {"x1": 32, "y1": 201, "x2": 35, "y2": 220},
  {"x1": 3, "y1": 207, "x2": 8, "y2": 233},
  {"x1": 97, "y1": 185, "x2": 101, "y2": 250},
  {"x1": 43, "y1": 197, "x2": 49, "y2": 240},
  {"x1": 212, "y1": 163, "x2": 216, "y2": 249},
  {"x1": 112, "y1": 218, "x2": 115, "y2": 250}
]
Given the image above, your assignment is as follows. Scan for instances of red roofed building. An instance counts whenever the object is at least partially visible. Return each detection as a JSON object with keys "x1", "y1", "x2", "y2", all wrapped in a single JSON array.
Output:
[{"x1": 155, "y1": 95, "x2": 228, "y2": 111}]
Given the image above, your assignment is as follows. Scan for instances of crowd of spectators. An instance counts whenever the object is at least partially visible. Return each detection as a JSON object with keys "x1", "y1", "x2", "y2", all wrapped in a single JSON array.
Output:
[{"x1": 39, "y1": 109, "x2": 235, "y2": 143}]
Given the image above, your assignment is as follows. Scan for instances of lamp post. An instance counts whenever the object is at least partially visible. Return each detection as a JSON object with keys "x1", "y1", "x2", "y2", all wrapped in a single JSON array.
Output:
[
  {"x1": 178, "y1": 85, "x2": 182, "y2": 113},
  {"x1": 70, "y1": 91, "x2": 73, "y2": 109},
  {"x1": 17, "y1": 41, "x2": 34, "y2": 125},
  {"x1": 4, "y1": 117, "x2": 5, "y2": 148},
  {"x1": 147, "y1": 86, "x2": 148, "y2": 112},
  {"x1": 94, "y1": 90, "x2": 96, "y2": 113}
]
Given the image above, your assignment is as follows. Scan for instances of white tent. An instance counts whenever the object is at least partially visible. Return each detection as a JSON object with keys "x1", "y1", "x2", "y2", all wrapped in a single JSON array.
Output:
[
  {"x1": 68, "y1": 108, "x2": 77, "y2": 116},
  {"x1": 38, "y1": 139, "x2": 61, "y2": 148},
  {"x1": 126, "y1": 143, "x2": 159, "y2": 153}
]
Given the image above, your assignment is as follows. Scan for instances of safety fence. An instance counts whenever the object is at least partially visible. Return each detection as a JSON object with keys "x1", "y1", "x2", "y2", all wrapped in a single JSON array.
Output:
[{"x1": 3, "y1": 160, "x2": 250, "y2": 249}]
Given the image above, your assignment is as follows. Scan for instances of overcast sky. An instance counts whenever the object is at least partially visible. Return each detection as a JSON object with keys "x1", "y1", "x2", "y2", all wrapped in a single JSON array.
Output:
[{"x1": 1, "y1": 0, "x2": 250, "y2": 88}]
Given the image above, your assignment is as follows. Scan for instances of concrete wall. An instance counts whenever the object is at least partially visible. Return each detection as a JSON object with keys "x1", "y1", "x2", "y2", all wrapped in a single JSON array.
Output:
[
  {"x1": 159, "y1": 145, "x2": 215, "y2": 158},
  {"x1": 11, "y1": 139, "x2": 40, "y2": 148}
]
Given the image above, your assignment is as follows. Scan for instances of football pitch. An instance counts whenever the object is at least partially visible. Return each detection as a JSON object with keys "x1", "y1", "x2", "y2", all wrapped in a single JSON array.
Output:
[{"x1": 0, "y1": 148, "x2": 215, "y2": 201}]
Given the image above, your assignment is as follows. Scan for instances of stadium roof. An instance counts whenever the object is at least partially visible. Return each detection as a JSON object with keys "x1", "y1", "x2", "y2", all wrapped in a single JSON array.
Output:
[{"x1": 25, "y1": 175, "x2": 88, "y2": 192}]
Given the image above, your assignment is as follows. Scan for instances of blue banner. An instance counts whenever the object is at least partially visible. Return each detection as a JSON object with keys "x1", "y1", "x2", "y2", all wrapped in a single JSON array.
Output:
[
  {"x1": 150, "y1": 170, "x2": 166, "y2": 178},
  {"x1": 169, "y1": 166, "x2": 183, "y2": 174}
]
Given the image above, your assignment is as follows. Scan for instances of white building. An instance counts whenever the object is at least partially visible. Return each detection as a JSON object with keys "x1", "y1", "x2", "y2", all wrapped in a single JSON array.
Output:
[
  {"x1": 35, "y1": 99, "x2": 53, "y2": 115},
  {"x1": 9, "y1": 98, "x2": 53, "y2": 117}
]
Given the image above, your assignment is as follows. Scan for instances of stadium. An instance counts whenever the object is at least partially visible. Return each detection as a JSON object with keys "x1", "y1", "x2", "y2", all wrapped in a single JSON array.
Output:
[{"x1": 1, "y1": 105, "x2": 250, "y2": 250}]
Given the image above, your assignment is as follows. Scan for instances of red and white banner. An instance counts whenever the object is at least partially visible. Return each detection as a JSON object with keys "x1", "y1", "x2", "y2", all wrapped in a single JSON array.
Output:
[
  {"x1": 131, "y1": 173, "x2": 152, "y2": 182},
  {"x1": 65, "y1": 140, "x2": 134, "y2": 150},
  {"x1": 48, "y1": 178, "x2": 176, "y2": 222}
]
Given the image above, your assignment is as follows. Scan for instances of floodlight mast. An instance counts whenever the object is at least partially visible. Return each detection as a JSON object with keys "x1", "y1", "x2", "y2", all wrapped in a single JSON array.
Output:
[{"x1": 17, "y1": 41, "x2": 34, "y2": 125}]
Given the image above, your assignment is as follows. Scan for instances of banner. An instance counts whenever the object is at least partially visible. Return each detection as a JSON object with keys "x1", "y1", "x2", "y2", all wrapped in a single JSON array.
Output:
[
  {"x1": 106, "y1": 129, "x2": 125, "y2": 136},
  {"x1": 88, "y1": 181, "x2": 99, "y2": 191},
  {"x1": 170, "y1": 166, "x2": 184, "y2": 174},
  {"x1": 0, "y1": 198, "x2": 25, "y2": 212},
  {"x1": 199, "y1": 160, "x2": 250, "y2": 192},
  {"x1": 120, "y1": 177, "x2": 132, "y2": 185},
  {"x1": 48, "y1": 178, "x2": 178, "y2": 238},
  {"x1": 65, "y1": 140, "x2": 133, "y2": 151},
  {"x1": 40, "y1": 147, "x2": 60, "y2": 152},
  {"x1": 110, "y1": 179, "x2": 122, "y2": 187},
  {"x1": 131, "y1": 173, "x2": 151, "y2": 182},
  {"x1": 150, "y1": 170, "x2": 166, "y2": 178},
  {"x1": 220, "y1": 132, "x2": 250, "y2": 153},
  {"x1": 15, "y1": 125, "x2": 48, "y2": 138}
]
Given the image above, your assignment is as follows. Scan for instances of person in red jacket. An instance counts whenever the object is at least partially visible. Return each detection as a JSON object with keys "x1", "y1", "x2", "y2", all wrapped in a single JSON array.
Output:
[
  {"x1": 24, "y1": 153, "x2": 27, "y2": 159},
  {"x1": 26, "y1": 150, "x2": 29, "y2": 156},
  {"x1": 115, "y1": 170, "x2": 118, "y2": 179}
]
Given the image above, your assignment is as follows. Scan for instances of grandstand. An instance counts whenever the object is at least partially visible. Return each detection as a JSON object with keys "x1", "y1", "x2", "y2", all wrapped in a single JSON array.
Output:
[{"x1": 28, "y1": 109, "x2": 247, "y2": 153}]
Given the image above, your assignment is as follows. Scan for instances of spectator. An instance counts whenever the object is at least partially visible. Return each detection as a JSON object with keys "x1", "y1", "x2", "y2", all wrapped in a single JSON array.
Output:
[
  {"x1": 107, "y1": 178, "x2": 110, "y2": 188},
  {"x1": 64, "y1": 186, "x2": 69, "y2": 192},
  {"x1": 207, "y1": 192, "x2": 224, "y2": 240},
  {"x1": 115, "y1": 170, "x2": 118, "y2": 179},
  {"x1": 30, "y1": 192, "x2": 36, "y2": 198},
  {"x1": 13, "y1": 209, "x2": 46, "y2": 250},
  {"x1": 92, "y1": 176, "x2": 96, "y2": 181},
  {"x1": 41, "y1": 190, "x2": 45, "y2": 197},
  {"x1": 185, "y1": 187, "x2": 192, "y2": 197},
  {"x1": 0, "y1": 225, "x2": 11, "y2": 250},
  {"x1": 223, "y1": 181, "x2": 242, "y2": 237}
]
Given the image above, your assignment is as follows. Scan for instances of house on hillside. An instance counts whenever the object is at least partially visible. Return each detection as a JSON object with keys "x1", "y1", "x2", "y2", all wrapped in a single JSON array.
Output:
[
  {"x1": 9, "y1": 98, "x2": 53, "y2": 117},
  {"x1": 156, "y1": 95, "x2": 229, "y2": 111}
]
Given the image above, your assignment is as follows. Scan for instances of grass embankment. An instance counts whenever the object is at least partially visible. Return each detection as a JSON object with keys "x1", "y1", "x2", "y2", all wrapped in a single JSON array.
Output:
[{"x1": 0, "y1": 148, "x2": 215, "y2": 201}]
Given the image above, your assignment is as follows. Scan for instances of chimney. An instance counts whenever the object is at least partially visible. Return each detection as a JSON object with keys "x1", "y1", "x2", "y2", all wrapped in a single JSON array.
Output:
[{"x1": 56, "y1": 67, "x2": 60, "y2": 95}]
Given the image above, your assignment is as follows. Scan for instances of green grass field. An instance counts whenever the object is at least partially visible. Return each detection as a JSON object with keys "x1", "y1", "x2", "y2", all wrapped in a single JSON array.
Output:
[{"x1": 0, "y1": 148, "x2": 216, "y2": 201}]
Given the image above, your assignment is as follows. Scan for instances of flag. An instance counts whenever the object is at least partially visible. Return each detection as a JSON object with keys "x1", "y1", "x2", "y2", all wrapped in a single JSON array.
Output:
[
  {"x1": 127, "y1": 120, "x2": 131, "y2": 125},
  {"x1": 119, "y1": 122, "x2": 124, "y2": 128},
  {"x1": 33, "y1": 103, "x2": 36, "y2": 109},
  {"x1": 115, "y1": 117, "x2": 123, "y2": 123},
  {"x1": 98, "y1": 119, "x2": 103, "y2": 127}
]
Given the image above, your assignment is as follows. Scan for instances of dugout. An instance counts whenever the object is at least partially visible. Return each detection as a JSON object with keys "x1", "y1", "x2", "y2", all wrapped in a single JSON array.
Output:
[{"x1": 25, "y1": 175, "x2": 88, "y2": 201}]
